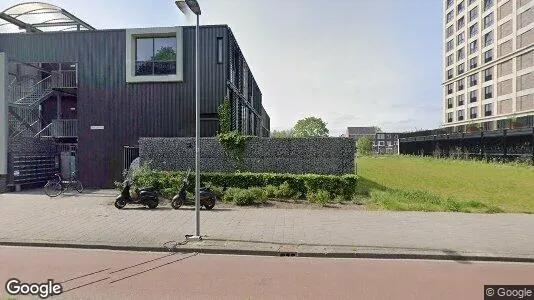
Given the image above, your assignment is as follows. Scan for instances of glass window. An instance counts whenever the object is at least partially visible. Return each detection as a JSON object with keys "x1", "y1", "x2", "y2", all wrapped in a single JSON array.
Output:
[
  {"x1": 484, "y1": 67, "x2": 493, "y2": 81},
  {"x1": 447, "y1": 25, "x2": 454, "y2": 38},
  {"x1": 484, "y1": 103, "x2": 493, "y2": 116},
  {"x1": 447, "y1": 112, "x2": 454, "y2": 123},
  {"x1": 469, "y1": 23, "x2": 478, "y2": 38},
  {"x1": 469, "y1": 6, "x2": 478, "y2": 22},
  {"x1": 447, "y1": 11, "x2": 454, "y2": 23},
  {"x1": 447, "y1": 83, "x2": 454, "y2": 94},
  {"x1": 447, "y1": 68, "x2": 454, "y2": 79},
  {"x1": 458, "y1": 109, "x2": 465, "y2": 121},
  {"x1": 448, "y1": 98, "x2": 454, "y2": 108},
  {"x1": 217, "y1": 37, "x2": 223, "y2": 64},
  {"x1": 484, "y1": 49, "x2": 493, "y2": 63},
  {"x1": 447, "y1": 0, "x2": 454, "y2": 9},
  {"x1": 484, "y1": 85, "x2": 493, "y2": 99},
  {"x1": 135, "y1": 36, "x2": 177, "y2": 76},
  {"x1": 457, "y1": 17, "x2": 465, "y2": 29},
  {"x1": 470, "y1": 73, "x2": 478, "y2": 86},
  {"x1": 470, "y1": 90, "x2": 478, "y2": 102},
  {"x1": 457, "y1": 79, "x2": 465, "y2": 91},
  {"x1": 457, "y1": 63, "x2": 465, "y2": 75},
  {"x1": 483, "y1": 0, "x2": 493, "y2": 11},
  {"x1": 470, "y1": 56, "x2": 478, "y2": 69},
  {"x1": 483, "y1": 31, "x2": 493, "y2": 47},
  {"x1": 457, "y1": 47, "x2": 465, "y2": 60},
  {"x1": 458, "y1": 94, "x2": 465, "y2": 106},
  {"x1": 447, "y1": 54, "x2": 454, "y2": 66},
  {"x1": 457, "y1": 32, "x2": 465, "y2": 45},
  {"x1": 447, "y1": 39, "x2": 454, "y2": 52},
  {"x1": 457, "y1": 1, "x2": 465, "y2": 14},
  {"x1": 483, "y1": 12, "x2": 494, "y2": 29},
  {"x1": 469, "y1": 40, "x2": 478, "y2": 54}
]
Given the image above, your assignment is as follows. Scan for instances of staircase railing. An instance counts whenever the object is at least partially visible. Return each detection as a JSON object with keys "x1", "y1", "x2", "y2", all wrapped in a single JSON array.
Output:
[
  {"x1": 9, "y1": 75, "x2": 53, "y2": 105},
  {"x1": 35, "y1": 119, "x2": 78, "y2": 138}
]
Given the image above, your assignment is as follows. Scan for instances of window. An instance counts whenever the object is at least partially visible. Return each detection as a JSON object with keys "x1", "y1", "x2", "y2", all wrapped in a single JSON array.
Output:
[
  {"x1": 457, "y1": 32, "x2": 465, "y2": 45},
  {"x1": 447, "y1": 68, "x2": 454, "y2": 79},
  {"x1": 447, "y1": 0, "x2": 454, "y2": 9},
  {"x1": 447, "y1": 54, "x2": 454, "y2": 66},
  {"x1": 484, "y1": 67, "x2": 493, "y2": 81},
  {"x1": 457, "y1": 63, "x2": 465, "y2": 74},
  {"x1": 484, "y1": 49, "x2": 493, "y2": 62},
  {"x1": 468, "y1": 0, "x2": 476, "y2": 5},
  {"x1": 458, "y1": 1, "x2": 465, "y2": 14},
  {"x1": 470, "y1": 107, "x2": 478, "y2": 118},
  {"x1": 458, "y1": 109, "x2": 465, "y2": 121},
  {"x1": 483, "y1": 0, "x2": 493, "y2": 11},
  {"x1": 447, "y1": 39, "x2": 454, "y2": 52},
  {"x1": 458, "y1": 16, "x2": 466, "y2": 29},
  {"x1": 469, "y1": 24, "x2": 478, "y2": 38},
  {"x1": 469, "y1": 73, "x2": 478, "y2": 86},
  {"x1": 470, "y1": 56, "x2": 478, "y2": 69},
  {"x1": 447, "y1": 11, "x2": 454, "y2": 23},
  {"x1": 469, "y1": 7, "x2": 478, "y2": 22},
  {"x1": 483, "y1": 12, "x2": 494, "y2": 29},
  {"x1": 457, "y1": 79, "x2": 465, "y2": 91},
  {"x1": 135, "y1": 36, "x2": 177, "y2": 76},
  {"x1": 484, "y1": 85, "x2": 493, "y2": 99},
  {"x1": 484, "y1": 103, "x2": 493, "y2": 116},
  {"x1": 469, "y1": 40, "x2": 478, "y2": 54},
  {"x1": 483, "y1": 31, "x2": 493, "y2": 47},
  {"x1": 217, "y1": 37, "x2": 223, "y2": 64},
  {"x1": 447, "y1": 112, "x2": 454, "y2": 123},
  {"x1": 470, "y1": 90, "x2": 478, "y2": 102},
  {"x1": 457, "y1": 47, "x2": 465, "y2": 60},
  {"x1": 448, "y1": 98, "x2": 454, "y2": 108},
  {"x1": 458, "y1": 94, "x2": 465, "y2": 106},
  {"x1": 447, "y1": 83, "x2": 454, "y2": 94},
  {"x1": 447, "y1": 25, "x2": 454, "y2": 38}
]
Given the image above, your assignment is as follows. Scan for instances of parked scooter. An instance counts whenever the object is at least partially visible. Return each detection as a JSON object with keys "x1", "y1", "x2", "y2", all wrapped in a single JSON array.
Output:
[
  {"x1": 115, "y1": 180, "x2": 159, "y2": 209},
  {"x1": 171, "y1": 169, "x2": 218, "y2": 210}
]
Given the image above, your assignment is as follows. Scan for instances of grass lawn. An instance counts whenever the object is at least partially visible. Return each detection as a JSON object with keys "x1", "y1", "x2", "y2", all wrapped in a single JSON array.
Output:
[{"x1": 356, "y1": 155, "x2": 534, "y2": 213}]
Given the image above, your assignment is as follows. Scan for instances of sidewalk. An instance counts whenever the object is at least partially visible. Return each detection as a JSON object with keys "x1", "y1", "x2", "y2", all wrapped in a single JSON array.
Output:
[{"x1": 1, "y1": 190, "x2": 533, "y2": 262}]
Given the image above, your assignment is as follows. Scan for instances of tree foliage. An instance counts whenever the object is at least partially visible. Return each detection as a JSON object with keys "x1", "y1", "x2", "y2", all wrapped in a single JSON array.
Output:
[
  {"x1": 356, "y1": 136, "x2": 373, "y2": 156},
  {"x1": 292, "y1": 117, "x2": 329, "y2": 137},
  {"x1": 271, "y1": 129, "x2": 295, "y2": 138}
]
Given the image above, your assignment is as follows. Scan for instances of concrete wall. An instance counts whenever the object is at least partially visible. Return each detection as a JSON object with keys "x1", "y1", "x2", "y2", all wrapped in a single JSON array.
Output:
[
  {"x1": 0, "y1": 53, "x2": 7, "y2": 192},
  {"x1": 139, "y1": 137, "x2": 355, "y2": 175}
]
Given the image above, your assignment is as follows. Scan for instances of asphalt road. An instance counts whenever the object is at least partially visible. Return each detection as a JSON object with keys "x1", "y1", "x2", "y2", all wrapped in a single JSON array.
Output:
[{"x1": 1, "y1": 246, "x2": 533, "y2": 300}]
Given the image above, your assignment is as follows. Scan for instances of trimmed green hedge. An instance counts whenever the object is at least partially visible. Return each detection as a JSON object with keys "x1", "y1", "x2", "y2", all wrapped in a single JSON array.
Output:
[{"x1": 130, "y1": 165, "x2": 358, "y2": 200}]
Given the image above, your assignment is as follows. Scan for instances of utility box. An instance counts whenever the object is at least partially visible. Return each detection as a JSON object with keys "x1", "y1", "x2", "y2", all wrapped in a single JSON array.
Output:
[{"x1": 60, "y1": 151, "x2": 76, "y2": 179}]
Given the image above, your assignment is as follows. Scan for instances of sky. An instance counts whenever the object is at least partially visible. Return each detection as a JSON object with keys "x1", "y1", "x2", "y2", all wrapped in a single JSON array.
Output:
[{"x1": 2, "y1": 0, "x2": 444, "y2": 136}]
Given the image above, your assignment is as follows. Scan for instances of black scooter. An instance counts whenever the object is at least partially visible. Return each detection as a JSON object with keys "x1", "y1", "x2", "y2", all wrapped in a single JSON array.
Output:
[
  {"x1": 115, "y1": 180, "x2": 159, "y2": 209},
  {"x1": 171, "y1": 169, "x2": 218, "y2": 210}
]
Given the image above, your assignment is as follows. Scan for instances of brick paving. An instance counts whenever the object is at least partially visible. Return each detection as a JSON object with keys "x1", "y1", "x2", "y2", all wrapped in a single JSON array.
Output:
[{"x1": 0, "y1": 189, "x2": 533, "y2": 258}]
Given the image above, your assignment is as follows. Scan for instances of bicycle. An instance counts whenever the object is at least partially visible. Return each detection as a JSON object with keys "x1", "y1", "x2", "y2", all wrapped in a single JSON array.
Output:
[{"x1": 44, "y1": 171, "x2": 84, "y2": 197}]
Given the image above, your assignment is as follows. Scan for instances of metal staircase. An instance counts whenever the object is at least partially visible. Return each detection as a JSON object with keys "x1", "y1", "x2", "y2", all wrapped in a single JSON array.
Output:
[{"x1": 7, "y1": 70, "x2": 77, "y2": 138}]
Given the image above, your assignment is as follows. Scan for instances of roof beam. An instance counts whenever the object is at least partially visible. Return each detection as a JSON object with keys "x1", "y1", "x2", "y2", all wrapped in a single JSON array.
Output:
[
  {"x1": 60, "y1": 9, "x2": 95, "y2": 30},
  {"x1": 32, "y1": 21, "x2": 79, "y2": 28},
  {"x1": 0, "y1": 12, "x2": 41, "y2": 32}
]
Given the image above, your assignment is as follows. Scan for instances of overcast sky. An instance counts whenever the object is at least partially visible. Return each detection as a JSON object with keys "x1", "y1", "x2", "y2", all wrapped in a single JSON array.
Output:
[{"x1": 2, "y1": 0, "x2": 443, "y2": 136}]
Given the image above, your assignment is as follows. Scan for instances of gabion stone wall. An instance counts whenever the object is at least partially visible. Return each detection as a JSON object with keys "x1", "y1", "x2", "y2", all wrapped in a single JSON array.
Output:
[{"x1": 139, "y1": 137, "x2": 355, "y2": 175}]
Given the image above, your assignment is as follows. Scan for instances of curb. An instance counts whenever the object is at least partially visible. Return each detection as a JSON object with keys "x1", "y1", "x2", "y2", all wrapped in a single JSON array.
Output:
[{"x1": 1, "y1": 241, "x2": 534, "y2": 263}]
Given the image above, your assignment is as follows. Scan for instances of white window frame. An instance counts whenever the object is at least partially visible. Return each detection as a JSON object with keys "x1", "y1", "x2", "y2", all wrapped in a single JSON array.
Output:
[{"x1": 125, "y1": 27, "x2": 184, "y2": 83}]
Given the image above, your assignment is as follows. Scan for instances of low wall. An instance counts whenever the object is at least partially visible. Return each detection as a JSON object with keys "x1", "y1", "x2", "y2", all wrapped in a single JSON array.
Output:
[{"x1": 139, "y1": 137, "x2": 355, "y2": 175}]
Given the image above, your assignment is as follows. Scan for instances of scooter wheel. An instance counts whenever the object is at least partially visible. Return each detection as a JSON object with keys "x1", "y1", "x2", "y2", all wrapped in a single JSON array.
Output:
[
  {"x1": 115, "y1": 198, "x2": 126, "y2": 209},
  {"x1": 147, "y1": 200, "x2": 158, "y2": 209},
  {"x1": 204, "y1": 197, "x2": 216, "y2": 210},
  {"x1": 171, "y1": 198, "x2": 183, "y2": 209}
]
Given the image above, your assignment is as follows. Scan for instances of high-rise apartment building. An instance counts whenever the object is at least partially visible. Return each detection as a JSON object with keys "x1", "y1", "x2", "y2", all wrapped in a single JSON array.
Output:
[{"x1": 442, "y1": 0, "x2": 534, "y2": 131}]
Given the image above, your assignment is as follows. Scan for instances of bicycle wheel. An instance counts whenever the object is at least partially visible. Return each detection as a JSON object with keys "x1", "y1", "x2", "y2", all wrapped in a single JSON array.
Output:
[
  {"x1": 44, "y1": 180, "x2": 63, "y2": 197},
  {"x1": 75, "y1": 180, "x2": 84, "y2": 193}
]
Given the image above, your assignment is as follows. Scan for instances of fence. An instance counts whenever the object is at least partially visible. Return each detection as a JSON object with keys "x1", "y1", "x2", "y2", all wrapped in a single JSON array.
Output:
[{"x1": 399, "y1": 127, "x2": 534, "y2": 163}]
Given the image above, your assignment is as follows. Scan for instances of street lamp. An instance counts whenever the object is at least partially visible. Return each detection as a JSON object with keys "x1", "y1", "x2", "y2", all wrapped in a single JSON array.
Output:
[{"x1": 176, "y1": 0, "x2": 202, "y2": 240}]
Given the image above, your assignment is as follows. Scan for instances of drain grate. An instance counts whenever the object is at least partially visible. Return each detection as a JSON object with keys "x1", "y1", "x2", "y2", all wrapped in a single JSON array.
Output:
[{"x1": 279, "y1": 252, "x2": 297, "y2": 257}]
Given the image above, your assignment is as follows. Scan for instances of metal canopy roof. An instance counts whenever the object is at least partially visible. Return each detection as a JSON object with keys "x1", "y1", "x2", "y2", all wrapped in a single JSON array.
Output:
[{"x1": 0, "y1": 2, "x2": 95, "y2": 33}]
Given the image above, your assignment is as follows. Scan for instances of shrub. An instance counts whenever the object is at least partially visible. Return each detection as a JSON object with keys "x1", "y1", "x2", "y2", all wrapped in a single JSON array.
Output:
[
  {"x1": 307, "y1": 189, "x2": 331, "y2": 206},
  {"x1": 233, "y1": 189, "x2": 256, "y2": 206},
  {"x1": 222, "y1": 187, "x2": 241, "y2": 203},
  {"x1": 249, "y1": 187, "x2": 267, "y2": 204},
  {"x1": 130, "y1": 166, "x2": 359, "y2": 200}
]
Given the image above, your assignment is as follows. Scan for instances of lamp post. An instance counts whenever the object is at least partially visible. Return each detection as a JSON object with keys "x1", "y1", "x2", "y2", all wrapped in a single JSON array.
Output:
[{"x1": 176, "y1": 0, "x2": 202, "y2": 240}]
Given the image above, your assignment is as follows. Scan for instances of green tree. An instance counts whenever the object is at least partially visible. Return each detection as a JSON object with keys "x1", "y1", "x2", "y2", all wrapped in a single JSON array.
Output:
[
  {"x1": 356, "y1": 136, "x2": 373, "y2": 156},
  {"x1": 271, "y1": 129, "x2": 294, "y2": 138},
  {"x1": 153, "y1": 46, "x2": 176, "y2": 61},
  {"x1": 292, "y1": 117, "x2": 329, "y2": 137}
]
